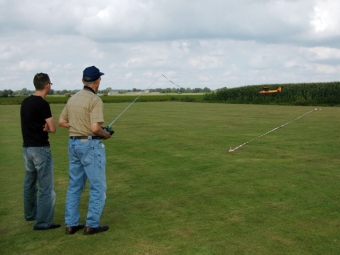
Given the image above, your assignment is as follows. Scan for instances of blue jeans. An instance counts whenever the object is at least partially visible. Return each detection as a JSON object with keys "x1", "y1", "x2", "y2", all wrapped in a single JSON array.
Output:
[
  {"x1": 65, "y1": 138, "x2": 107, "y2": 228},
  {"x1": 22, "y1": 147, "x2": 56, "y2": 229}
]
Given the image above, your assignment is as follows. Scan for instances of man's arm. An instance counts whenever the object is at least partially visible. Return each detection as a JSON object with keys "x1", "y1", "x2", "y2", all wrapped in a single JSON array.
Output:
[
  {"x1": 44, "y1": 117, "x2": 56, "y2": 133},
  {"x1": 58, "y1": 117, "x2": 69, "y2": 129},
  {"x1": 91, "y1": 122, "x2": 111, "y2": 140}
]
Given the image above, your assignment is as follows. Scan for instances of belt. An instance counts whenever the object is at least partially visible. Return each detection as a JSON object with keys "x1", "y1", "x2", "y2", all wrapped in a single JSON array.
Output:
[{"x1": 70, "y1": 136, "x2": 101, "y2": 140}]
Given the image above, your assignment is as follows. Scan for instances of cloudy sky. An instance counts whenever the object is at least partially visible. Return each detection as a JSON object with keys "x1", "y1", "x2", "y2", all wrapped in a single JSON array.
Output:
[{"x1": 1, "y1": 0, "x2": 340, "y2": 91}]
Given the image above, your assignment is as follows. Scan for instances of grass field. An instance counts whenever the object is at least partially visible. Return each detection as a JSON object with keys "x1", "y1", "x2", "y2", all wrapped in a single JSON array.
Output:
[{"x1": 1, "y1": 102, "x2": 340, "y2": 254}]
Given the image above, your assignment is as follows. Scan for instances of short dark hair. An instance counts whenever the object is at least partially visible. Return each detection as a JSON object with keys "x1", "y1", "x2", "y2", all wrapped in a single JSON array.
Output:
[{"x1": 33, "y1": 73, "x2": 50, "y2": 90}]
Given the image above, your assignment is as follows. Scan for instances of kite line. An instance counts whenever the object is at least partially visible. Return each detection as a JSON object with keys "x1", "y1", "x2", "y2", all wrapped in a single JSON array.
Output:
[{"x1": 229, "y1": 108, "x2": 321, "y2": 153}]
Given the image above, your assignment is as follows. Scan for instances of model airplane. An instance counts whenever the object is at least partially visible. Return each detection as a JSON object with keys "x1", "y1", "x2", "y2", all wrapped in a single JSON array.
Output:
[{"x1": 259, "y1": 86, "x2": 282, "y2": 94}]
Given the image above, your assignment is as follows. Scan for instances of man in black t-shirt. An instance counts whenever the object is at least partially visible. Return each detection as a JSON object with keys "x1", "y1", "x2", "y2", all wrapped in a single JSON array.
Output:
[{"x1": 20, "y1": 73, "x2": 60, "y2": 230}]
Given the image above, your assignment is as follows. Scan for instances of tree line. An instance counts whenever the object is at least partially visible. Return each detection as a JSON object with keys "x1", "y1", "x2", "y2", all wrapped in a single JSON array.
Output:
[{"x1": 0, "y1": 87, "x2": 211, "y2": 97}]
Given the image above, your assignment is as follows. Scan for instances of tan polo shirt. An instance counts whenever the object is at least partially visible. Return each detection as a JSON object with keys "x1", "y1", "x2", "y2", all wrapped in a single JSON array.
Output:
[{"x1": 60, "y1": 89, "x2": 105, "y2": 136}]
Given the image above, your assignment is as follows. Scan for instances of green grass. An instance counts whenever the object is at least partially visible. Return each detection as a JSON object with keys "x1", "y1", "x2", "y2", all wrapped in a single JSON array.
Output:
[{"x1": 1, "y1": 102, "x2": 340, "y2": 254}]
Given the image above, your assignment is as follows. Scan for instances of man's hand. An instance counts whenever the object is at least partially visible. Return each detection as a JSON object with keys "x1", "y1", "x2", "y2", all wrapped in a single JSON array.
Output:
[
  {"x1": 102, "y1": 126, "x2": 114, "y2": 135},
  {"x1": 101, "y1": 129, "x2": 112, "y2": 140},
  {"x1": 91, "y1": 123, "x2": 112, "y2": 140},
  {"x1": 58, "y1": 117, "x2": 70, "y2": 129},
  {"x1": 43, "y1": 123, "x2": 49, "y2": 132},
  {"x1": 44, "y1": 117, "x2": 56, "y2": 133}
]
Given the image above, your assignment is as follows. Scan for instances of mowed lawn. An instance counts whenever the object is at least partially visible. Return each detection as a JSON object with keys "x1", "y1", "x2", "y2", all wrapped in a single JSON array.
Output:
[{"x1": 0, "y1": 102, "x2": 340, "y2": 255}]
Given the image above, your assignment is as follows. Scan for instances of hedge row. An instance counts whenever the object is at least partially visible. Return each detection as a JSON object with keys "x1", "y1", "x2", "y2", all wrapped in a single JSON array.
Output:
[{"x1": 0, "y1": 94, "x2": 204, "y2": 105}]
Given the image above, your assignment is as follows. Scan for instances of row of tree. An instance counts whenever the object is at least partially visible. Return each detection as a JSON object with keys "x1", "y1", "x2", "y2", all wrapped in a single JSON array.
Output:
[
  {"x1": 149, "y1": 87, "x2": 211, "y2": 93},
  {"x1": 0, "y1": 87, "x2": 211, "y2": 97}
]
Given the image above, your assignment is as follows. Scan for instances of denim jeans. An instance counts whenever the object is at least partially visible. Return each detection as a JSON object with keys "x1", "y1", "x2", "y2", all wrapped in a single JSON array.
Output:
[
  {"x1": 22, "y1": 147, "x2": 56, "y2": 229},
  {"x1": 65, "y1": 138, "x2": 107, "y2": 228}
]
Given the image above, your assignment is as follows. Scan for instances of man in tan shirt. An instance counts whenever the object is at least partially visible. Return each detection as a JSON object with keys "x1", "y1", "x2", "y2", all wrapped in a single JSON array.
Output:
[{"x1": 59, "y1": 66, "x2": 112, "y2": 235}]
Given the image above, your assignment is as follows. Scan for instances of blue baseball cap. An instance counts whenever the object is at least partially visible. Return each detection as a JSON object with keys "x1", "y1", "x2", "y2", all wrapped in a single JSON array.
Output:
[{"x1": 83, "y1": 66, "x2": 104, "y2": 82}]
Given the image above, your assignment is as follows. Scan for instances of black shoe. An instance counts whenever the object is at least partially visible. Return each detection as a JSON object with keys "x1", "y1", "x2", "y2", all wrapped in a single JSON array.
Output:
[
  {"x1": 84, "y1": 225, "x2": 109, "y2": 235},
  {"x1": 33, "y1": 223, "x2": 61, "y2": 230},
  {"x1": 65, "y1": 224, "x2": 85, "y2": 235}
]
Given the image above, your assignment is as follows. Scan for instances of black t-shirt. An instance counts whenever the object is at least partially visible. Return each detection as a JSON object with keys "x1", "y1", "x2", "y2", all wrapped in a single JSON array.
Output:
[{"x1": 20, "y1": 95, "x2": 52, "y2": 147}]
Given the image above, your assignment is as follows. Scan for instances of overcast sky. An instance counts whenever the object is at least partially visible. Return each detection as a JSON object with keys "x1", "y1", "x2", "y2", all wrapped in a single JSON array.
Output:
[{"x1": 1, "y1": 0, "x2": 339, "y2": 91}]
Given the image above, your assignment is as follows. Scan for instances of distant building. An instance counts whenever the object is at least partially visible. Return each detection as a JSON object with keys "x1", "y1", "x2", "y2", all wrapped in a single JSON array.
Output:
[
  {"x1": 108, "y1": 91, "x2": 119, "y2": 95},
  {"x1": 125, "y1": 90, "x2": 152, "y2": 95}
]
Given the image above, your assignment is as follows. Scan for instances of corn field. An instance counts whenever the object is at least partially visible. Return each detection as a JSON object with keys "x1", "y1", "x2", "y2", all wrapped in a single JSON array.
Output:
[{"x1": 203, "y1": 82, "x2": 340, "y2": 106}]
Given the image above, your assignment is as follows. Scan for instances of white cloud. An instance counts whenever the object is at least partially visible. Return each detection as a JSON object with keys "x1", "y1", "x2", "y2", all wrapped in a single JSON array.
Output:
[
  {"x1": 308, "y1": 47, "x2": 340, "y2": 60},
  {"x1": 124, "y1": 57, "x2": 144, "y2": 68},
  {"x1": 311, "y1": 0, "x2": 340, "y2": 34},
  {"x1": 0, "y1": 45, "x2": 22, "y2": 60},
  {"x1": 8, "y1": 60, "x2": 53, "y2": 72},
  {"x1": 315, "y1": 64, "x2": 340, "y2": 74},
  {"x1": 188, "y1": 54, "x2": 224, "y2": 70},
  {"x1": 90, "y1": 48, "x2": 105, "y2": 59}
]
